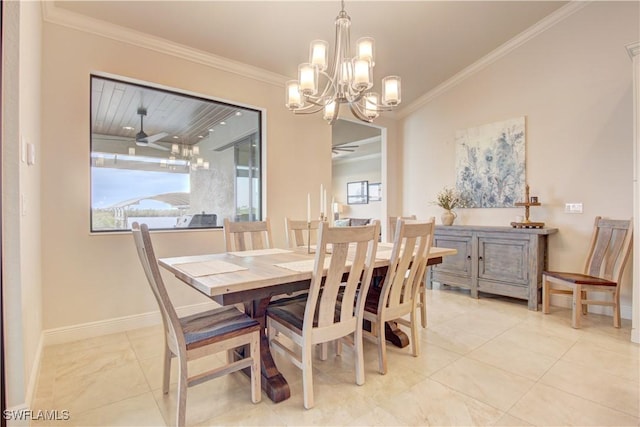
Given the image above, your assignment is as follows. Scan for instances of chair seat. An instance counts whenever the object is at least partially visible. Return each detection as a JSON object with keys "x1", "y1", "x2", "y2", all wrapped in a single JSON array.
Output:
[
  {"x1": 181, "y1": 306, "x2": 260, "y2": 350},
  {"x1": 543, "y1": 271, "x2": 617, "y2": 286},
  {"x1": 266, "y1": 291, "x2": 342, "y2": 334}
]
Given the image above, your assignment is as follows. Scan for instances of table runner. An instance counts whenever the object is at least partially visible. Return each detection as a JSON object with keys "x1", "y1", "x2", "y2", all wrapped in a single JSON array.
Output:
[
  {"x1": 174, "y1": 260, "x2": 248, "y2": 277},
  {"x1": 228, "y1": 248, "x2": 293, "y2": 257}
]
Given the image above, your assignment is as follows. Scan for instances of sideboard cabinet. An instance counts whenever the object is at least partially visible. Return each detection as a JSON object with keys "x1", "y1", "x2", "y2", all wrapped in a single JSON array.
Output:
[{"x1": 428, "y1": 225, "x2": 558, "y2": 310}]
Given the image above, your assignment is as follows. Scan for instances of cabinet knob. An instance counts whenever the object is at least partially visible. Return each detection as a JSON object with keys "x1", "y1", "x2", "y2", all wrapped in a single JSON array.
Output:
[
  {"x1": 467, "y1": 255, "x2": 471, "y2": 260},
  {"x1": 479, "y1": 256, "x2": 483, "y2": 261}
]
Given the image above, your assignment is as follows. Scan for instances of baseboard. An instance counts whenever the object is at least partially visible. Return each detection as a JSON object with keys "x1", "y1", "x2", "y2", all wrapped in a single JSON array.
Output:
[
  {"x1": 4, "y1": 403, "x2": 30, "y2": 427},
  {"x1": 21, "y1": 301, "x2": 219, "y2": 412},
  {"x1": 41, "y1": 301, "x2": 220, "y2": 347},
  {"x1": 24, "y1": 336, "x2": 44, "y2": 409}
]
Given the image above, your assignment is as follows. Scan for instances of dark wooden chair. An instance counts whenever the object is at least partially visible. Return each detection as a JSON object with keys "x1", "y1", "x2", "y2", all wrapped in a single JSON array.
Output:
[
  {"x1": 131, "y1": 222, "x2": 261, "y2": 426},
  {"x1": 542, "y1": 216, "x2": 633, "y2": 328}
]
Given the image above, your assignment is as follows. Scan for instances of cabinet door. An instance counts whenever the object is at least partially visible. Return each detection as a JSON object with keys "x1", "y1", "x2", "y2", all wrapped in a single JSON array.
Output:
[
  {"x1": 433, "y1": 234, "x2": 473, "y2": 277},
  {"x1": 477, "y1": 236, "x2": 529, "y2": 285}
]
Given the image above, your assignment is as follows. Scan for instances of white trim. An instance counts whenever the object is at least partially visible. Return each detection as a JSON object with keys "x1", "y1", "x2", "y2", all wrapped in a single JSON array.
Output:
[
  {"x1": 22, "y1": 301, "x2": 220, "y2": 415},
  {"x1": 41, "y1": 301, "x2": 219, "y2": 347},
  {"x1": 41, "y1": 2, "x2": 288, "y2": 88},
  {"x1": 4, "y1": 404, "x2": 30, "y2": 427},
  {"x1": 397, "y1": 1, "x2": 588, "y2": 118},
  {"x1": 24, "y1": 337, "x2": 44, "y2": 408},
  {"x1": 627, "y1": 41, "x2": 640, "y2": 343}
]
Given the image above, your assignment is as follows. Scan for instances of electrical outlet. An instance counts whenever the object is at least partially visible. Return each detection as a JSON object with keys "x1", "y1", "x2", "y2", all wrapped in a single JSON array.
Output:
[{"x1": 565, "y1": 203, "x2": 583, "y2": 213}]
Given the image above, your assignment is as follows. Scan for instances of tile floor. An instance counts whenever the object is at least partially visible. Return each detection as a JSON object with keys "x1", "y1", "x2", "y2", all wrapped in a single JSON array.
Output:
[{"x1": 32, "y1": 288, "x2": 640, "y2": 426}]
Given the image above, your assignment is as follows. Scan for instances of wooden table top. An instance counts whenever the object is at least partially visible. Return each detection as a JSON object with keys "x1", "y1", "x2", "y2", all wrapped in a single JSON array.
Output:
[{"x1": 159, "y1": 245, "x2": 457, "y2": 302}]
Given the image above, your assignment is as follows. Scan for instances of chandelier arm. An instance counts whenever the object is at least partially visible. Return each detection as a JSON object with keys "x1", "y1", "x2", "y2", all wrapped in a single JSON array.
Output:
[
  {"x1": 348, "y1": 102, "x2": 373, "y2": 123},
  {"x1": 293, "y1": 104, "x2": 325, "y2": 115}
]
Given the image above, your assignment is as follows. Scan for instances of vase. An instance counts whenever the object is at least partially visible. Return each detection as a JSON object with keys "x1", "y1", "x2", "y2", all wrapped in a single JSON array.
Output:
[{"x1": 441, "y1": 210, "x2": 456, "y2": 226}]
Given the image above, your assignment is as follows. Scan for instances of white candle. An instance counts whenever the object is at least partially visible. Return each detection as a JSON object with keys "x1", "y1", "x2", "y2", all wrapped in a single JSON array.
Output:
[
  {"x1": 320, "y1": 184, "x2": 324, "y2": 214},
  {"x1": 353, "y1": 59, "x2": 370, "y2": 86},
  {"x1": 323, "y1": 189, "x2": 327, "y2": 217},
  {"x1": 307, "y1": 193, "x2": 311, "y2": 223}
]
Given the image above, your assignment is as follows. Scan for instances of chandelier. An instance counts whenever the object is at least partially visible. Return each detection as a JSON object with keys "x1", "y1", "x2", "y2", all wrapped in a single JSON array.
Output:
[
  {"x1": 285, "y1": 1, "x2": 401, "y2": 124},
  {"x1": 164, "y1": 142, "x2": 209, "y2": 171}
]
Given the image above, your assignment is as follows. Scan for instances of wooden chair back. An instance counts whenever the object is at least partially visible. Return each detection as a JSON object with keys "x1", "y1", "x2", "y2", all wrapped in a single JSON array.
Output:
[
  {"x1": 380, "y1": 219, "x2": 434, "y2": 318},
  {"x1": 224, "y1": 218, "x2": 274, "y2": 252},
  {"x1": 306, "y1": 221, "x2": 379, "y2": 339},
  {"x1": 584, "y1": 216, "x2": 633, "y2": 284},
  {"x1": 388, "y1": 215, "x2": 416, "y2": 241},
  {"x1": 285, "y1": 218, "x2": 321, "y2": 248},
  {"x1": 131, "y1": 222, "x2": 185, "y2": 353}
]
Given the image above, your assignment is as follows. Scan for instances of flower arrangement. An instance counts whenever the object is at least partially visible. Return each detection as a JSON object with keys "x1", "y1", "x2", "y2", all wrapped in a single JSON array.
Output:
[{"x1": 434, "y1": 187, "x2": 467, "y2": 211}]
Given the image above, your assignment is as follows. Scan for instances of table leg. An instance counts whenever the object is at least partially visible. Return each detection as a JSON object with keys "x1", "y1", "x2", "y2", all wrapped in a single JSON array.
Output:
[{"x1": 243, "y1": 298, "x2": 290, "y2": 403}]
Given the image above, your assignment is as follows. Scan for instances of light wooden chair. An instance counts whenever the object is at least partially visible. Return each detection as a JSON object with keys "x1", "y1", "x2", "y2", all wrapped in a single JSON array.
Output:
[
  {"x1": 388, "y1": 215, "x2": 417, "y2": 242},
  {"x1": 284, "y1": 217, "x2": 321, "y2": 248},
  {"x1": 131, "y1": 222, "x2": 261, "y2": 427},
  {"x1": 224, "y1": 218, "x2": 273, "y2": 252},
  {"x1": 266, "y1": 221, "x2": 380, "y2": 409},
  {"x1": 389, "y1": 214, "x2": 430, "y2": 328},
  {"x1": 364, "y1": 218, "x2": 434, "y2": 374},
  {"x1": 542, "y1": 216, "x2": 633, "y2": 328}
]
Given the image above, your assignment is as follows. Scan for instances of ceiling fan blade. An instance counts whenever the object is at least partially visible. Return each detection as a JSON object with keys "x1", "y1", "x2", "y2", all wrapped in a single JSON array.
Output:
[
  {"x1": 147, "y1": 141, "x2": 170, "y2": 151},
  {"x1": 144, "y1": 132, "x2": 169, "y2": 144}
]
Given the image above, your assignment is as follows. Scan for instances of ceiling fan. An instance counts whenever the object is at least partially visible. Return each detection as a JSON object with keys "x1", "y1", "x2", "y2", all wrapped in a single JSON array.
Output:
[
  {"x1": 332, "y1": 144, "x2": 359, "y2": 155},
  {"x1": 135, "y1": 107, "x2": 169, "y2": 151}
]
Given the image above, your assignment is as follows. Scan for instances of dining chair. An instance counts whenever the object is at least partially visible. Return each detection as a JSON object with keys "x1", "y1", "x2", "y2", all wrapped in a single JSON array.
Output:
[
  {"x1": 131, "y1": 222, "x2": 261, "y2": 427},
  {"x1": 389, "y1": 214, "x2": 430, "y2": 329},
  {"x1": 388, "y1": 215, "x2": 417, "y2": 242},
  {"x1": 542, "y1": 216, "x2": 633, "y2": 328},
  {"x1": 364, "y1": 218, "x2": 434, "y2": 374},
  {"x1": 224, "y1": 218, "x2": 273, "y2": 252},
  {"x1": 266, "y1": 221, "x2": 380, "y2": 409},
  {"x1": 285, "y1": 217, "x2": 321, "y2": 248}
]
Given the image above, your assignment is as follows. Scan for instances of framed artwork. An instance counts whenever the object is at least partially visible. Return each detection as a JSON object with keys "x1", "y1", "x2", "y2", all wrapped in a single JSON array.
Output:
[
  {"x1": 455, "y1": 116, "x2": 526, "y2": 208},
  {"x1": 368, "y1": 182, "x2": 381, "y2": 202},
  {"x1": 347, "y1": 180, "x2": 368, "y2": 204}
]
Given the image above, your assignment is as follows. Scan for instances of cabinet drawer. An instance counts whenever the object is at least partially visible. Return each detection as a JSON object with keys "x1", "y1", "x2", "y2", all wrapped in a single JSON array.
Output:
[
  {"x1": 433, "y1": 235, "x2": 472, "y2": 277},
  {"x1": 477, "y1": 237, "x2": 529, "y2": 285}
]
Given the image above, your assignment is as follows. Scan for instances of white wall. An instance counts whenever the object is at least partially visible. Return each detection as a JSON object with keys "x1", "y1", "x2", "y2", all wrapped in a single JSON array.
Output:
[
  {"x1": 401, "y1": 2, "x2": 638, "y2": 318},
  {"x1": 332, "y1": 156, "x2": 382, "y2": 222},
  {"x1": 39, "y1": 21, "x2": 331, "y2": 331},
  {"x1": 2, "y1": 0, "x2": 43, "y2": 407}
]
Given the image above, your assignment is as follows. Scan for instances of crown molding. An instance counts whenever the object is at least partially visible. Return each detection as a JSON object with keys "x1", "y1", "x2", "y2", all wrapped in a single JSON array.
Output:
[
  {"x1": 397, "y1": 1, "x2": 589, "y2": 119},
  {"x1": 41, "y1": 2, "x2": 289, "y2": 88},
  {"x1": 627, "y1": 41, "x2": 640, "y2": 59}
]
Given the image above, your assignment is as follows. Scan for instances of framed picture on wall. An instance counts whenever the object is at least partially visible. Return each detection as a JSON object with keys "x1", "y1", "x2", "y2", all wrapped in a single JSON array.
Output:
[
  {"x1": 347, "y1": 180, "x2": 368, "y2": 204},
  {"x1": 368, "y1": 183, "x2": 381, "y2": 202}
]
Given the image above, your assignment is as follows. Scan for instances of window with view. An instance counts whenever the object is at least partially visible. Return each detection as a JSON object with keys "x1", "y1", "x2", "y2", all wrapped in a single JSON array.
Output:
[{"x1": 90, "y1": 75, "x2": 262, "y2": 232}]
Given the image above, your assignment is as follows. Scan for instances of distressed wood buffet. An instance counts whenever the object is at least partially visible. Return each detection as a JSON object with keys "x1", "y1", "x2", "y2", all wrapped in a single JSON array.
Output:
[{"x1": 428, "y1": 225, "x2": 558, "y2": 310}]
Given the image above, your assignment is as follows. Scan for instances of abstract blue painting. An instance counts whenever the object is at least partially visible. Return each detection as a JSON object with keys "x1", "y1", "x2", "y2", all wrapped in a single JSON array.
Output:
[{"x1": 455, "y1": 117, "x2": 525, "y2": 208}]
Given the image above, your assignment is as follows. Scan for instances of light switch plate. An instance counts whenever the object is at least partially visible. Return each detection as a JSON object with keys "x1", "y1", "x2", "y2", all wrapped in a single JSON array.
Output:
[{"x1": 565, "y1": 203, "x2": 583, "y2": 213}]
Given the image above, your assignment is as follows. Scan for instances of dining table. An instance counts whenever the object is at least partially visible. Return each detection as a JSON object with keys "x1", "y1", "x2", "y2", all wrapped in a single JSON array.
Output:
[{"x1": 159, "y1": 243, "x2": 457, "y2": 403}]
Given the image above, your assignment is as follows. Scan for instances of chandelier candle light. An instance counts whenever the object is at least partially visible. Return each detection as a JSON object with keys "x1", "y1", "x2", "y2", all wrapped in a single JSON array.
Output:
[{"x1": 285, "y1": 0, "x2": 401, "y2": 124}]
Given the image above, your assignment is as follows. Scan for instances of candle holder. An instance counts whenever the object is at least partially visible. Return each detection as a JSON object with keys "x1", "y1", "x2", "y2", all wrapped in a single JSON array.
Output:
[
  {"x1": 512, "y1": 184, "x2": 544, "y2": 229},
  {"x1": 307, "y1": 221, "x2": 312, "y2": 254}
]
